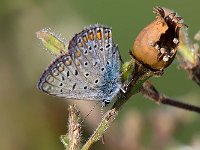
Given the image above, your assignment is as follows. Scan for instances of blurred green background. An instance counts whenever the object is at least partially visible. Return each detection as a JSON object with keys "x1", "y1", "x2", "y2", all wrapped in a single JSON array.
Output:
[{"x1": 1, "y1": 0, "x2": 200, "y2": 150}]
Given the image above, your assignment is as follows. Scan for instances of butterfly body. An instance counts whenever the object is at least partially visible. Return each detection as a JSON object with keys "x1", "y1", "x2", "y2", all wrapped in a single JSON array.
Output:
[{"x1": 38, "y1": 24, "x2": 122, "y2": 106}]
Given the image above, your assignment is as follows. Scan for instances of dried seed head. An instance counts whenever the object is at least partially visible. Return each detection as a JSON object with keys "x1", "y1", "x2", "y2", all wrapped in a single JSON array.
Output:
[{"x1": 132, "y1": 6, "x2": 186, "y2": 70}]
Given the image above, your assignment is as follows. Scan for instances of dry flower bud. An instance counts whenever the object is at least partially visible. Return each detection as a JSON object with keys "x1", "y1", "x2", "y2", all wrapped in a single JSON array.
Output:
[{"x1": 132, "y1": 6, "x2": 186, "y2": 70}]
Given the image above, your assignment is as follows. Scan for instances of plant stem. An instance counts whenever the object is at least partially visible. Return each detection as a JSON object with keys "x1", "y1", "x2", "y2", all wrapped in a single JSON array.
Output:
[
  {"x1": 61, "y1": 105, "x2": 81, "y2": 150},
  {"x1": 81, "y1": 109, "x2": 118, "y2": 150},
  {"x1": 141, "y1": 81, "x2": 200, "y2": 113}
]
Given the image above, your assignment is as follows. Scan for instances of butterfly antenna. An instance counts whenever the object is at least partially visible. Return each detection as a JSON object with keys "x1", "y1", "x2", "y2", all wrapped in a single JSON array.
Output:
[
  {"x1": 81, "y1": 101, "x2": 101, "y2": 124},
  {"x1": 100, "y1": 105, "x2": 105, "y2": 118},
  {"x1": 100, "y1": 105, "x2": 107, "y2": 144}
]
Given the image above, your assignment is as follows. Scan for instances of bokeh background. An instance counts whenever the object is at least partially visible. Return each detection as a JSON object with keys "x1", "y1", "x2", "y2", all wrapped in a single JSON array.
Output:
[{"x1": 1, "y1": 0, "x2": 200, "y2": 150}]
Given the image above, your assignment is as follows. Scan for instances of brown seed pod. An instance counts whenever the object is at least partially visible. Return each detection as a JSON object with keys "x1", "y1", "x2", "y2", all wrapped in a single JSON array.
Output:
[{"x1": 132, "y1": 6, "x2": 186, "y2": 70}]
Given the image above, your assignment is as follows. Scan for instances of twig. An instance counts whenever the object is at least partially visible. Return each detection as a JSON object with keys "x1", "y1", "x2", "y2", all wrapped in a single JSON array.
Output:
[{"x1": 141, "y1": 81, "x2": 200, "y2": 113}]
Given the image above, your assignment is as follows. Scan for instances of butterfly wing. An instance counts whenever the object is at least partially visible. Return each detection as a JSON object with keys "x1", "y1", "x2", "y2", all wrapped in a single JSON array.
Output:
[{"x1": 38, "y1": 24, "x2": 122, "y2": 104}]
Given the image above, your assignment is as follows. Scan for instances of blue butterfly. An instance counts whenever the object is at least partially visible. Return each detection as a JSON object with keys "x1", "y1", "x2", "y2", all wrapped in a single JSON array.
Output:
[{"x1": 38, "y1": 24, "x2": 122, "y2": 106}]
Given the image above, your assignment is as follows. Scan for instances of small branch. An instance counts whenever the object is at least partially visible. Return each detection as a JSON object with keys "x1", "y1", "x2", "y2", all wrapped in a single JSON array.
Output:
[
  {"x1": 61, "y1": 105, "x2": 82, "y2": 150},
  {"x1": 141, "y1": 81, "x2": 200, "y2": 113}
]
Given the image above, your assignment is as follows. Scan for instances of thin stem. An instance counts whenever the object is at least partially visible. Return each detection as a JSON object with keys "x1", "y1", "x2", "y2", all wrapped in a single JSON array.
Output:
[
  {"x1": 141, "y1": 81, "x2": 200, "y2": 113},
  {"x1": 161, "y1": 97, "x2": 200, "y2": 113},
  {"x1": 81, "y1": 109, "x2": 118, "y2": 150},
  {"x1": 61, "y1": 105, "x2": 81, "y2": 150}
]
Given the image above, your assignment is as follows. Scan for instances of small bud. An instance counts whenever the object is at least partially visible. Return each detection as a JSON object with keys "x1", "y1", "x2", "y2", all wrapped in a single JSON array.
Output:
[
  {"x1": 36, "y1": 29, "x2": 66, "y2": 55},
  {"x1": 132, "y1": 7, "x2": 186, "y2": 70}
]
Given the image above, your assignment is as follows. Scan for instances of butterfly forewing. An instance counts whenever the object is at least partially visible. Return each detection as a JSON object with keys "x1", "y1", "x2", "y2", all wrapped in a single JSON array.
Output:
[{"x1": 38, "y1": 24, "x2": 122, "y2": 105}]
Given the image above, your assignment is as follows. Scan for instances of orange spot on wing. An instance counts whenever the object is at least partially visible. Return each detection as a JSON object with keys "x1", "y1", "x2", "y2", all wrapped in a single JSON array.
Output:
[
  {"x1": 89, "y1": 32, "x2": 94, "y2": 40},
  {"x1": 78, "y1": 42, "x2": 83, "y2": 47},
  {"x1": 75, "y1": 59, "x2": 81, "y2": 66},
  {"x1": 97, "y1": 30, "x2": 102, "y2": 40},
  {"x1": 108, "y1": 31, "x2": 112, "y2": 38},
  {"x1": 76, "y1": 50, "x2": 81, "y2": 57},
  {"x1": 65, "y1": 60, "x2": 72, "y2": 66},
  {"x1": 58, "y1": 66, "x2": 64, "y2": 72},
  {"x1": 83, "y1": 35, "x2": 88, "y2": 42}
]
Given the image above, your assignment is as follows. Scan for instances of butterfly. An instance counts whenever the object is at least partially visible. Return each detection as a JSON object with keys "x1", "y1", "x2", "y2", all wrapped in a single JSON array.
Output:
[{"x1": 38, "y1": 24, "x2": 122, "y2": 106}]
